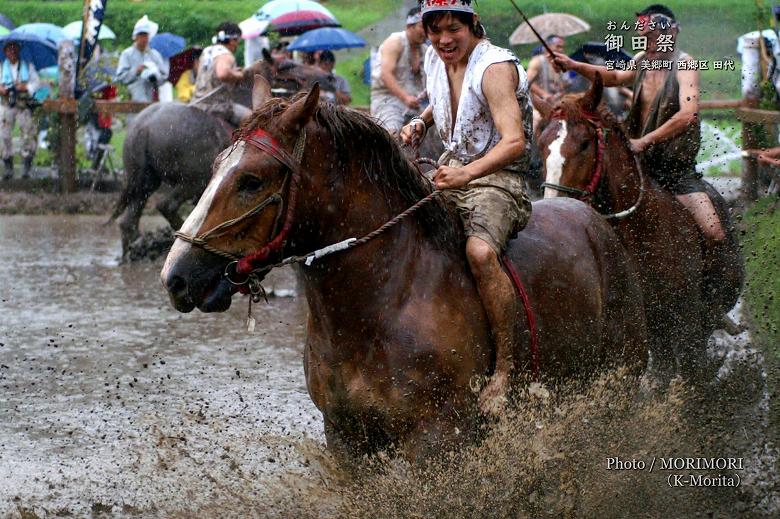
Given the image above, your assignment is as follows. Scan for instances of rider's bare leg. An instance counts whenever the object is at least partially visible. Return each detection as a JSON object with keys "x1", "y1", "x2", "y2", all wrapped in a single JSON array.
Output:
[
  {"x1": 675, "y1": 192, "x2": 725, "y2": 242},
  {"x1": 466, "y1": 236, "x2": 517, "y2": 417}
]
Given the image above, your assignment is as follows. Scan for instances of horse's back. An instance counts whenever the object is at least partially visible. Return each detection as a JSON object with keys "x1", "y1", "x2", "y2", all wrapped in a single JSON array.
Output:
[
  {"x1": 124, "y1": 103, "x2": 231, "y2": 184},
  {"x1": 506, "y1": 197, "x2": 647, "y2": 375}
]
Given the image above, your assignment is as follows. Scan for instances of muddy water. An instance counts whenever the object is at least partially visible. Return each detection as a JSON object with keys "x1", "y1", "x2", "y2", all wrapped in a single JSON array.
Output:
[
  {"x1": 0, "y1": 215, "x2": 322, "y2": 517},
  {"x1": 1, "y1": 216, "x2": 778, "y2": 518}
]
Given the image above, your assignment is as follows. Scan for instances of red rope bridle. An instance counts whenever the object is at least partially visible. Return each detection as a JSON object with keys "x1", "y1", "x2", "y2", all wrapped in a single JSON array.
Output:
[{"x1": 540, "y1": 108, "x2": 607, "y2": 200}]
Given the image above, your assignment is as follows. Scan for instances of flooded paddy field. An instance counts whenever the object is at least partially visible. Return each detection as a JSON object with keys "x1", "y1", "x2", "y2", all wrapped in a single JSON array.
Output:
[{"x1": 1, "y1": 215, "x2": 778, "y2": 518}]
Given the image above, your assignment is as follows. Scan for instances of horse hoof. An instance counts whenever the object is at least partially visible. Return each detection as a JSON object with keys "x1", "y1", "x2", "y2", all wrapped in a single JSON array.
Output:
[{"x1": 478, "y1": 373, "x2": 510, "y2": 417}]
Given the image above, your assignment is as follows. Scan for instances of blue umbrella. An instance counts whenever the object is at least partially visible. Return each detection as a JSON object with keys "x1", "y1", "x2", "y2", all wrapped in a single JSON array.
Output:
[
  {"x1": 288, "y1": 27, "x2": 366, "y2": 52},
  {"x1": 151, "y1": 32, "x2": 186, "y2": 59},
  {"x1": 0, "y1": 13, "x2": 15, "y2": 31},
  {"x1": 0, "y1": 30, "x2": 58, "y2": 69},
  {"x1": 14, "y1": 23, "x2": 66, "y2": 45}
]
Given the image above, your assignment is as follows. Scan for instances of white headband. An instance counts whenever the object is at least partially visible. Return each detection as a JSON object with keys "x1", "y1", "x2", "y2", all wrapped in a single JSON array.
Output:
[
  {"x1": 406, "y1": 13, "x2": 423, "y2": 25},
  {"x1": 421, "y1": 0, "x2": 474, "y2": 15}
]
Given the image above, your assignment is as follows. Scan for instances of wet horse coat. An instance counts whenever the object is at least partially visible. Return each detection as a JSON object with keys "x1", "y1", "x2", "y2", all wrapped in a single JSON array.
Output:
[
  {"x1": 161, "y1": 85, "x2": 648, "y2": 460},
  {"x1": 537, "y1": 77, "x2": 743, "y2": 374}
]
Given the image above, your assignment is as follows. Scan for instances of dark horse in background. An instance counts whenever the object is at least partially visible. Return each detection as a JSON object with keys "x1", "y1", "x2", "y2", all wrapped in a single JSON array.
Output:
[
  {"x1": 537, "y1": 75, "x2": 743, "y2": 377},
  {"x1": 160, "y1": 81, "x2": 648, "y2": 461},
  {"x1": 109, "y1": 52, "x2": 338, "y2": 257}
]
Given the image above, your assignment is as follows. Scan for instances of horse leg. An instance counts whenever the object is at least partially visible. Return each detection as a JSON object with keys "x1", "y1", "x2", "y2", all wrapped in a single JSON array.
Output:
[
  {"x1": 402, "y1": 415, "x2": 475, "y2": 464},
  {"x1": 119, "y1": 175, "x2": 161, "y2": 259},
  {"x1": 155, "y1": 184, "x2": 193, "y2": 231}
]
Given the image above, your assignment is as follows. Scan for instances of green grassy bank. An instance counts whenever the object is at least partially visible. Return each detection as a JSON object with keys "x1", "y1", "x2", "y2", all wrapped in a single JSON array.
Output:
[
  {"x1": 743, "y1": 196, "x2": 780, "y2": 359},
  {"x1": 742, "y1": 195, "x2": 780, "y2": 433}
]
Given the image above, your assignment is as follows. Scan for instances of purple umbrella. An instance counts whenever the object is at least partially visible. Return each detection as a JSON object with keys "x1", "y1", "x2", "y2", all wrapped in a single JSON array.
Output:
[{"x1": 0, "y1": 13, "x2": 15, "y2": 31}]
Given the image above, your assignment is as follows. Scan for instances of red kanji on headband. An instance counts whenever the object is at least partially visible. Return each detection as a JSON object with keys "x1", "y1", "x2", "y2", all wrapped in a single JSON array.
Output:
[{"x1": 422, "y1": 0, "x2": 475, "y2": 14}]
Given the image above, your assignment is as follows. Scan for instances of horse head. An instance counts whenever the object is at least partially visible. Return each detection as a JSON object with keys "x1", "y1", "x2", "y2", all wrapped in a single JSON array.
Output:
[
  {"x1": 537, "y1": 73, "x2": 606, "y2": 200},
  {"x1": 243, "y1": 49, "x2": 338, "y2": 97},
  {"x1": 162, "y1": 78, "x2": 323, "y2": 313}
]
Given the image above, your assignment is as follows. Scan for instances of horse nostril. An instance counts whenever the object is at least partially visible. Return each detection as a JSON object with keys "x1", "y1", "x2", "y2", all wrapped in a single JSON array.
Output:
[{"x1": 166, "y1": 274, "x2": 188, "y2": 298}]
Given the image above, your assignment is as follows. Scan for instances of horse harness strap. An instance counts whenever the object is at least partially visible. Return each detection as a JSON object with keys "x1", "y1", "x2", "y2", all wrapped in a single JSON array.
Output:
[{"x1": 174, "y1": 128, "x2": 306, "y2": 266}]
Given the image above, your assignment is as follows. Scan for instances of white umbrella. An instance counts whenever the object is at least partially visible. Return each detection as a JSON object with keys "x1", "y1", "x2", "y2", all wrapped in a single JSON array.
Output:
[
  {"x1": 240, "y1": 17, "x2": 270, "y2": 39},
  {"x1": 509, "y1": 13, "x2": 590, "y2": 45},
  {"x1": 63, "y1": 21, "x2": 116, "y2": 41}
]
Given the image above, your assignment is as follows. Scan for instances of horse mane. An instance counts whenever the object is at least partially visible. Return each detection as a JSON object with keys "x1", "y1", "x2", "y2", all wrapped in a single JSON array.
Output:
[
  {"x1": 238, "y1": 95, "x2": 462, "y2": 253},
  {"x1": 555, "y1": 93, "x2": 630, "y2": 141}
]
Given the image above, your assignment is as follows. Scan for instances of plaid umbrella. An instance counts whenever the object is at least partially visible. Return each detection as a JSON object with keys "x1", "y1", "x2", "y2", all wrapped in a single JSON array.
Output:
[{"x1": 269, "y1": 10, "x2": 340, "y2": 37}]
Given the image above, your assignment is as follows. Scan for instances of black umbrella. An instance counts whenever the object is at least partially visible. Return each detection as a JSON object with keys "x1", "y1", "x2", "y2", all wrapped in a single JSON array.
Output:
[{"x1": 570, "y1": 42, "x2": 633, "y2": 65}]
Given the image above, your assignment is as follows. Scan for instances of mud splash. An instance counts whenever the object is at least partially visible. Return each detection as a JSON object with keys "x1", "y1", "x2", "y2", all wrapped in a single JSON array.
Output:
[
  {"x1": 166, "y1": 367, "x2": 777, "y2": 519},
  {"x1": 2, "y1": 215, "x2": 778, "y2": 518}
]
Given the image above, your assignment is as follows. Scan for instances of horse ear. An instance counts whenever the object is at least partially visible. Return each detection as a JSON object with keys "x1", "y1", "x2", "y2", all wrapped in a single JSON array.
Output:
[
  {"x1": 252, "y1": 74, "x2": 271, "y2": 110},
  {"x1": 282, "y1": 83, "x2": 320, "y2": 131},
  {"x1": 582, "y1": 72, "x2": 603, "y2": 113},
  {"x1": 262, "y1": 47, "x2": 273, "y2": 64},
  {"x1": 535, "y1": 96, "x2": 554, "y2": 120}
]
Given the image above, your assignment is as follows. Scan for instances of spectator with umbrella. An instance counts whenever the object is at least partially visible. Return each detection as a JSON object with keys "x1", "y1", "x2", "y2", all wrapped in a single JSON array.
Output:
[
  {"x1": 1, "y1": 38, "x2": 42, "y2": 179},
  {"x1": 172, "y1": 47, "x2": 202, "y2": 102},
  {"x1": 115, "y1": 15, "x2": 169, "y2": 104},
  {"x1": 317, "y1": 50, "x2": 351, "y2": 105},
  {"x1": 191, "y1": 21, "x2": 250, "y2": 126}
]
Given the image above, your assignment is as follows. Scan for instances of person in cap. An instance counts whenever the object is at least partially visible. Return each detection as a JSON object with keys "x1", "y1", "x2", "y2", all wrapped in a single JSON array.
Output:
[
  {"x1": 115, "y1": 15, "x2": 169, "y2": 103},
  {"x1": 370, "y1": 6, "x2": 429, "y2": 136},
  {"x1": 191, "y1": 21, "x2": 252, "y2": 126},
  {"x1": 551, "y1": 4, "x2": 725, "y2": 248},
  {"x1": 1, "y1": 40, "x2": 41, "y2": 179},
  {"x1": 400, "y1": 0, "x2": 535, "y2": 416},
  {"x1": 526, "y1": 34, "x2": 569, "y2": 126},
  {"x1": 317, "y1": 51, "x2": 352, "y2": 105}
]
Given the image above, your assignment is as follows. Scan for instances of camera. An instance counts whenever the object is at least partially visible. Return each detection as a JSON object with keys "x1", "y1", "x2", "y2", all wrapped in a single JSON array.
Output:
[{"x1": 7, "y1": 85, "x2": 17, "y2": 108}]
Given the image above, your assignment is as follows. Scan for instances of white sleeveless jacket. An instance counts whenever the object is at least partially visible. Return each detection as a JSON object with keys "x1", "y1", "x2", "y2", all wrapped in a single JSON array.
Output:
[{"x1": 424, "y1": 40, "x2": 534, "y2": 172}]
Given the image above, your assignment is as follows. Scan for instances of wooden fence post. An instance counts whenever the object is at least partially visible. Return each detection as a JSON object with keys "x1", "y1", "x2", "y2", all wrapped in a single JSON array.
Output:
[{"x1": 58, "y1": 39, "x2": 77, "y2": 194}]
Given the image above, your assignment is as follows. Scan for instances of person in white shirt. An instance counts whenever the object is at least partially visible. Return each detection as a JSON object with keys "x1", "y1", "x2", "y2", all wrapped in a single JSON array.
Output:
[
  {"x1": 400, "y1": 0, "x2": 534, "y2": 416},
  {"x1": 115, "y1": 15, "x2": 169, "y2": 103},
  {"x1": 370, "y1": 6, "x2": 428, "y2": 136},
  {"x1": 1, "y1": 40, "x2": 40, "y2": 179}
]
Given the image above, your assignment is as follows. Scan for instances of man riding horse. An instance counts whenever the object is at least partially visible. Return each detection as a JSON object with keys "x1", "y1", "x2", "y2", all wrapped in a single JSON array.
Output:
[
  {"x1": 551, "y1": 4, "x2": 725, "y2": 253},
  {"x1": 191, "y1": 21, "x2": 252, "y2": 126},
  {"x1": 401, "y1": 0, "x2": 534, "y2": 415}
]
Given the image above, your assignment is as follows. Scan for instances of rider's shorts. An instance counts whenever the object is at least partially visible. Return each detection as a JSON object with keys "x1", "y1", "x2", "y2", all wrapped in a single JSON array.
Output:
[
  {"x1": 370, "y1": 92, "x2": 407, "y2": 135},
  {"x1": 442, "y1": 165, "x2": 532, "y2": 254}
]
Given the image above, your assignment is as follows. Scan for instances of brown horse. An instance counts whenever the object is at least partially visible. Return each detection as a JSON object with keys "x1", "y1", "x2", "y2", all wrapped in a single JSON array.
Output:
[
  {"x1": 110, "y1": 54, "x2": 337, "y2": 258},
  {"x1": 160, "y1": 82, "x2": 647, "y2": 461},
  {"x1": 536, "y1": 76, "x2": 743, "y2": 376}
]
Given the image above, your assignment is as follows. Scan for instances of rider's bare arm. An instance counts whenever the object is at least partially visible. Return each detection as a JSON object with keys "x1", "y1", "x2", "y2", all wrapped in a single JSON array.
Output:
[
  {"x1": 550, "y1": 51, "x2": 635, "y2": 87},
  {"x1": 215, "y1": 53, "x2": 244, "y2": 84},
  {"x1": 380, "y1": 35, "x2": 419, "y2": 108},
  {"x1": 526, "y1": 56, "x2": 551, "y2": 100},
  {"x1": 636, "y1": 61, "x2": 699, "y2": 149},
  {"x1": 462, "y1": 62, "x2": 526, "y2": 181}
]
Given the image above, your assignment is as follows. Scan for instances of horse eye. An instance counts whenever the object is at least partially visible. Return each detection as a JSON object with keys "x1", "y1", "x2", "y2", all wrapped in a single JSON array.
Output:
[
  {"x1": 580, "y1": 140, "x2": 590, "y2": 152},
  {"x1": 237, "y1": 175, "x2": 264, "y2": 192}
]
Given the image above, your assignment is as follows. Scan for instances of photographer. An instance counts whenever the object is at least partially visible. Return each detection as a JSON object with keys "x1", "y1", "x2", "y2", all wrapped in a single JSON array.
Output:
[
  {"x1": 115, "y1": 15, "x2": 169, "y2": 104},
  {"x1": 1, "y1": 40, "x2": 40, "y2": 180}
]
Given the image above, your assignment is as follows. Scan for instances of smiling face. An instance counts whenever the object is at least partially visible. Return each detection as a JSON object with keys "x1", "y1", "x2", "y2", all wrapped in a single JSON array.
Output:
[{"x1": 425, "y1": 13, "x2": 480, "y2": 65}]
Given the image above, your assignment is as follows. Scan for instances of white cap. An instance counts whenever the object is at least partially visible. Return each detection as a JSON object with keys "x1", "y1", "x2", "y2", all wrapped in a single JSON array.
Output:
[{"x1": 133, "y1": 15, "x2": 159, "y2": 39}]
